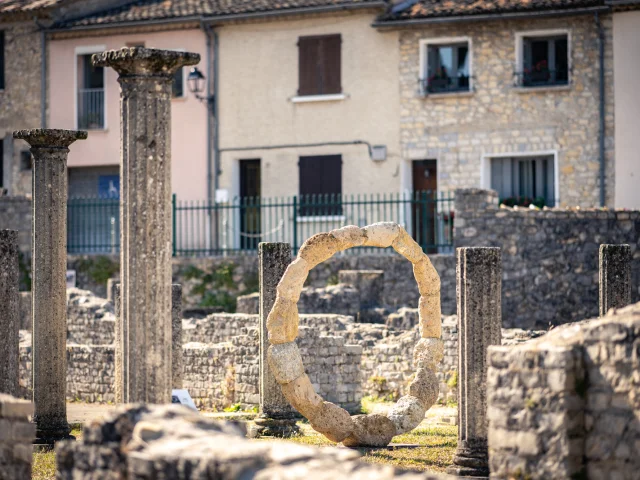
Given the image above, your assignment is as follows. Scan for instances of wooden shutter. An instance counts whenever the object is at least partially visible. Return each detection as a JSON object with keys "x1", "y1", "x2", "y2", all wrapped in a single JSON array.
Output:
[
  {"x1": 299, "y1": 155, "x2": 342, "y2": 215},
  {"x1": 298, "y1": 34, "x2": 341, "y2": 96}
]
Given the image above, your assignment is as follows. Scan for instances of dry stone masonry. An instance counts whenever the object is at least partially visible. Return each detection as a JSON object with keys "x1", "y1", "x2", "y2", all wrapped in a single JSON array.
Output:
[
  {"x1": 0, "y1": 230, "x2": 19, "y2": 396},
  {"x1": 94, "y1": 47, "x2": 200, "y2": 404},
  {"x1": 267, "y1": 223, "x2": 443, "y2": 447},
  {"x1": 0, "y1": 394, "x2": 35, "y2": 480},
  {"x1": 15, "y1": 128, "x2": 87, "y2": 446}
]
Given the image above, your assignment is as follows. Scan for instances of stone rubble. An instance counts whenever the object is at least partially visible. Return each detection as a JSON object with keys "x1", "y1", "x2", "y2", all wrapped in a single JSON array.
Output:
[{"x1": 0, "y1": 394, "x2": 35, "y2": 480}]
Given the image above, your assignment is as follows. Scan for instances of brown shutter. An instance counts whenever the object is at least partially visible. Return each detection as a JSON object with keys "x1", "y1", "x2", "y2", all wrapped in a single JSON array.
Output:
[
  {"x1": 298, "y1": 36, "x2": 320, "y2": 96},
  {"x1": 299, "y1": 155, "x2": 342, "y2": 216},
  {"x1": 321, "y1": 34, "x2": 341, "y2": 94}
]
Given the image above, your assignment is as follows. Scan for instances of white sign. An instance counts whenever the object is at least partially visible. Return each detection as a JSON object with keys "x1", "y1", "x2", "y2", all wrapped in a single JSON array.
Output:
[
  {"x1": 215, "y1": 189, "x2": 229, "y2": 203},
  {"x1": 66, "y1": 270, "x2": 77, "y2": 289},
  {"x1": 171, "y1": 389, "x2": 198, "y2": 411}
]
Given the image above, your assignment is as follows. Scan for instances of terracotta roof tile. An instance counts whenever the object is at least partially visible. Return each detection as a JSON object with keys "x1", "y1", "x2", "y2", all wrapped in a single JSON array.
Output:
[{"x1": 0, "y1": 0, "x2": 63, "y2": 15}]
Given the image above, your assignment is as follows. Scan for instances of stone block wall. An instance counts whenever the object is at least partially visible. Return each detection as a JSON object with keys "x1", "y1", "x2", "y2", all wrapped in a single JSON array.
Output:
[
  {"x1": 398, "y1": 14, "x2": 615, "y2": 207},
  {"x1": 487, "y1": 301, "x2": 640, "y2": 480},
  {"x1": 0, "y1": 395, "x2": 35, "y2": 480},
  {"x1": 455, "y1": 189, "x2": 640, "y2": 328}
]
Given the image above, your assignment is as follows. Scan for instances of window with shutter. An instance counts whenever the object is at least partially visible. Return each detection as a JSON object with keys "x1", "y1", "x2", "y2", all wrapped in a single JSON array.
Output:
[
  {"x1": 299, "y1": 155, "x2": 342, "y2": 216},
  {"x1": 298, "y1": 34, "x2": 341, "y2": 96}
]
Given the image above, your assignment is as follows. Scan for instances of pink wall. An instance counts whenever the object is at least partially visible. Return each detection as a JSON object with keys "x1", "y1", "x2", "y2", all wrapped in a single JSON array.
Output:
[{"x1": 49, "y1": 29, "x2": 209, "y2": 201}]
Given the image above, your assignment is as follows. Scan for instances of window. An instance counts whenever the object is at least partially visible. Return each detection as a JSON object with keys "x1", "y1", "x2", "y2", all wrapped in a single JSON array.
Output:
[
  {"x1": 299, "y1": 155, "x2": 342, "y2": 216},
  {"x1": 20, "y1": 151, "x2": 32, "y2": 171},
  {"x1": 422, "y1": 41, "x2": 470, "y2": 94},
  {"x1": 517, "y1": 33, "x2": 568, "y2": 87},
  {"x1": 77, "y1": 52, "x2": 105, "y2": 129},
  {"x1": 490, "y1": 156, "x2": 555, "y2": 207},
  {"x1": 172, "y1": 68, "x2": 184, "y2": 98},
  {"x1": 298, "y1": 34, "x2": 341, "y2": 96},
  {"x1": 0, "y1": 31, "x2": 5, "y2": 90}
]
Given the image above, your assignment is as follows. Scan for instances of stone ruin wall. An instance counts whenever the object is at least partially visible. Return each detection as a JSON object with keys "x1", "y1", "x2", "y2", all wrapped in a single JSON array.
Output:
[
  {"x1": 487, "y1": 301, "x2": 640, "y2": 480},
  {"x1": 17, "y1": 289, "x2": 542, "y2": 410}
]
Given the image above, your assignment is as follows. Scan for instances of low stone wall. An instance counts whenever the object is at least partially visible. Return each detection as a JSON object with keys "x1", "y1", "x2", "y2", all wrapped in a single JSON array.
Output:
[
  {"x1": 455, "y1": 189, "x2": 640, "y2": 328},
  {"x1": 487, "y1": 301, "x2": 640, "y2": 479},
  {"x1": 56, "y1": 404, "x2": 452, "y2": 480},
  {"x1": 67, "y1": 289, "x2": 115, "y2": 345},
  {"x1": 0, "y1": 394, "x2": 35, "y2": 480}
]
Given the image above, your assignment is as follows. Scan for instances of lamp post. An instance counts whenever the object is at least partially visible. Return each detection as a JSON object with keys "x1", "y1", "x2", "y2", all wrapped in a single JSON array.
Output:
[{"x1": 188, "y1": 67, "x2": 214, "y2": 110}]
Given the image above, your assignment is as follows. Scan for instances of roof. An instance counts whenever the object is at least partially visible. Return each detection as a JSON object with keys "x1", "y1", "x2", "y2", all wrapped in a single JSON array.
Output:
[
  {"x1": 378, "y1": 0, "x2": 606, "y2": 21},
  {"x1": 53, "y1": 0, "x2": 386, "y2": 29},
  {"x1": 0, "y1": 0, "x2": 63, "y2": 15}
]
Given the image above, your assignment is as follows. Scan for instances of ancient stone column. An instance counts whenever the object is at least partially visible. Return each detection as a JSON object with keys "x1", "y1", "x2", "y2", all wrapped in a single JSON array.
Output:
[
  {"x1": 599, "y1": 244, "x2": 631, "y2": 317},
  {"x1": 93, "y1": 48, "x2": 199, "y2": 403},
  {"x1": 14, "y1": 129, "x2": 87, "y2": 446},
  {"x1": 254, "y1": 242, "x2": 299, "y2": 437},
  {"x1": 448, "y1": 247, "x2": 502, "y2": 477},
  {"x1": 172, "y1": 284, "x2": 183, "y2": 390},
  {"x1": 0, "y1": 230, "x2": 19, "y2": 396}
]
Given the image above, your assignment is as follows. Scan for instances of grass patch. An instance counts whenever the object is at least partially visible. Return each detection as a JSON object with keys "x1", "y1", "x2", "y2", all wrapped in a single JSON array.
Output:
[
  {"x1": 32, "y1": 426, "x2": 83, "y2": 480},
  {"x1": 259, "y1": 423, "x2": 456, "y2": 474}
]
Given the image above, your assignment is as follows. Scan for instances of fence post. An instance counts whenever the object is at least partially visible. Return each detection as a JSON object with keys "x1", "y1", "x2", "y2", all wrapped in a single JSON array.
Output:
[
  {"x1": 421, "y1": 191, "x2": 428, "y2": 252},
  {"x1": 172, "y1": 194, "x2": 177, "y2": 257},
  {"x1": 292, "y1": 196, "x2": 298, "y2": 253}
]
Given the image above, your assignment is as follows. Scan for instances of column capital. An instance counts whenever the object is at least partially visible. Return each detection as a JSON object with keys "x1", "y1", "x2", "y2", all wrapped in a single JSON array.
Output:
[
  {"x1": 92, "y1": 47, "x2": 200, "y2": 78},
  {"x1": 13, "y1": 129, "x2": 87, "y2": 149}
]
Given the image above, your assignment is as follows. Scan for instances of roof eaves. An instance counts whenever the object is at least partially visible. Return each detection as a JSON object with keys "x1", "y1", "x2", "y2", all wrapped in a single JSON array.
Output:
[{"x1": 372, "y1": 4, "x2": 610, "y2": 28}]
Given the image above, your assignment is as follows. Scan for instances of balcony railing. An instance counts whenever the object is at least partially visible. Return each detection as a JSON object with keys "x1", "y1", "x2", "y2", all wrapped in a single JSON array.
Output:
[
  {"x1": 514, "y1": 69, "x2": 569, "y2": 88},
  {"x1": 77, "y1": 88, "x2": 105, "y2": 130},
  {"x1": 419, "y1": 75, "x2": 470, "y2": 95}
]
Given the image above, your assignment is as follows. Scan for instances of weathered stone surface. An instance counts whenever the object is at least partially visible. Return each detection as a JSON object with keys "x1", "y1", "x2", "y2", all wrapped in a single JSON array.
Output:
[
  {"x1": 276, "y1": 257, "x2": 309, "y2": 302},
  {"x1": 56, "y1": 404, "x2": 452, "y2": 480},
  {"x1": 408, "y1": 368, "x2": 438, "y2": 407},
  {"x1": 17, "y1": 129, "x2": 86, "y2": 445},
  {"x1": 392, "y1": 227, "x2": 424, "y2": 264},
  {"x1": 338, "y1": 269, "x2": 384, "y2": 309},
  {"x1": 413, "y1": 257, "x2": 441, "y2": 297},
  {"x1": 236, "y1": 291, "x2": 260, "y2": 314},
  {"x1": 387, "y1": 395, "x2": 427, "y2": 435},
  {"x1": 419, "y1": 294, "x2": 442, "y2": 338},
  {"x1": 448, "y1": 247, "x2": 502, "y2": 477},
  {"x1": 267, "y1": 342, "x2": 304, "y2": 385},
  {"x1": 342, "y1": 413, "x2": 397, "y2": 447},
  {"x1": 363, "y1": 222, "x2": 400, "y2": 248},
  {"x1": 331, "y1": 225, "x2": 366, "y2": 249},
  {"x1": 267, "y1": 296, "x2": 299, "y2": 344},
  {"x1": 413, "y1": 338, "x2": 444, "y2": 370},
  {"x1": 0, "y1": 230, "x2": 19, "y2": 396},
  {"x1": 171, "y1": 284, "x2": 183, "y2": 389},
  {"x1": 599, "y1": 244, "x2": 631, "y2": 316},
  {"x1": 258, "y1": 243, "x2": 297, "y2": 424},
  {"x1": 98, "y1": 48, "x2": 198, "y2": 404},
  {"x1": 310, "y1": 401, "x2": 355, "y2": 443},
  {"x1": 281, "y1": 373, "x2": 324, "y2": 420},
  {"x1": 0, "y1": 395, "x2": 34, "y2": 479},
  {"x1": 298, "y1": 233, "x2": 342, "y2": 268}
]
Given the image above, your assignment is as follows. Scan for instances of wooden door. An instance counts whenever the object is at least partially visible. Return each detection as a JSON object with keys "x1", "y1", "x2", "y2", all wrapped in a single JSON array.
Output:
[
  {"x1": 412, "y1": 160, "x2": 437, "y2": 252},
  {"x1": 239, "y1": 159, "x2": 261, "y2": 250}
]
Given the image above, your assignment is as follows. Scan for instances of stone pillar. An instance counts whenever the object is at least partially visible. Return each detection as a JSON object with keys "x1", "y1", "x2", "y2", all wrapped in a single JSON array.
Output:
[
  {"x1": 172, "y1": 284, "x2": 183, "y2": 389},
  {"x1": 107, "y1": 278, "x2": 119, "y2": 303},
  {"x1": 448, "y1": 247, "x2": 502, "y2": 478},
  {"x1": 599, "y1": 244, "x2": 631, "y2": 317},
  {"x1": 0, "y1": 230, "x2": 19, "y2": 396},
  {"x1": 253, "y1": 242, "x2": 299, "y2": 437},
  {"x1": 13, "y1": 129, "x2": 87, "y2": 446},
  {"x1": 93, "y1": 48, "x2": 199, "y2": 403}
]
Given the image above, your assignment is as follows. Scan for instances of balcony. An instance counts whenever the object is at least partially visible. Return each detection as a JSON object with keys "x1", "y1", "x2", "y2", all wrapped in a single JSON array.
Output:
[
  {"x1": 419, "y1": 75, "x2": 470, "y2": 96},
  {"x1": 514, "y1": 68, "x2": 569, "y2": 88},
  {"x1": 77, "y1": 88, "x2": 105, "y2": 130}
]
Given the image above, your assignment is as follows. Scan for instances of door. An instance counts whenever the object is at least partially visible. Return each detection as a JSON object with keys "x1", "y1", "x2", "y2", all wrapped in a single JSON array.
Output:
[
  {"x1": 239, "y1": 159, "x2": 261, "y2": 250},
  {"x1": 412, "y1": 160, "x2": 437, "y2": 252}
]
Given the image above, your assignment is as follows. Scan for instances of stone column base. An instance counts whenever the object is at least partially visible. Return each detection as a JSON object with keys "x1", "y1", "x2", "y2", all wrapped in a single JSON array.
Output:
[
  {"x1": 446, "y1": 442, "x2": 489, "y2": 477},
  {"x1": 249, "y1": 417, "x2": 300, "y2": 438},
  {"x1": 34, "y1": 422, "x2": 74, "y2": 449}
]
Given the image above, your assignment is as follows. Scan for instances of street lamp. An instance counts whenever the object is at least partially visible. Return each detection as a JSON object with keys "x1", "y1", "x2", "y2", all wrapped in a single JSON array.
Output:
[{"x1": 187, "y1": 67, "x2": 214, "y2": 110}]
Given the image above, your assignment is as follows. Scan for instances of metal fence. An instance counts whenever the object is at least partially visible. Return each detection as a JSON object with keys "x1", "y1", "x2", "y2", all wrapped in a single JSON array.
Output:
[
  {"x1": 77, "y1": 88, "x2": 105, "y2": 130},
  {"x1": 67, "y1": 191, "x2": 455, "y2": 256}
]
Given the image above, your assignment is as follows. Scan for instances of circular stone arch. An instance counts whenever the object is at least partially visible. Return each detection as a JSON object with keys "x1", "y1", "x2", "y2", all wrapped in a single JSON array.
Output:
[{"x1": 266, "y1": 222, "x2": 444, "y2": 447}]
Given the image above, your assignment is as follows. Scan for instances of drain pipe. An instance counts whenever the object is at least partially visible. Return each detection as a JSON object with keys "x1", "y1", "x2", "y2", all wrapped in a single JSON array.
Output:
[
  {"x1": 34, "y1": 18, "x2": 47, "y2": 128},
  {"x1": 596, "y1": 12, "x2": 606, "y2": 206}
]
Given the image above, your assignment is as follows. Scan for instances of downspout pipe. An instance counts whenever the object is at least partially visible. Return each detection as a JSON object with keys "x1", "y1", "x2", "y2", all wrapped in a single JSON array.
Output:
[
  {"x1": 596, "y1": 12, "x2": 606, "y2": 207},
  {"x1": 34, "y1": 18, "x2": 47, "y2": 128},
  {"x1": 200, "y1": 21, "x2": 214, "y2": 204}
]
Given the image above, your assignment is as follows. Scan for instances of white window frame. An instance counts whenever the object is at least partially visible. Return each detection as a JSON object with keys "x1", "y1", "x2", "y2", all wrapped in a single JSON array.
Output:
[
  {"x1": 418, "y1": 36, "x2": 473, "y2": 96},
  {"x1": 515, "y1": 29, "x2": 571, "y2": 89},
  {"x1": 480, "y1": 150, "x2": 559, "y2": 207},
  {"x1": 74, "y1": 45, "x2": 107, "y2": 131}
]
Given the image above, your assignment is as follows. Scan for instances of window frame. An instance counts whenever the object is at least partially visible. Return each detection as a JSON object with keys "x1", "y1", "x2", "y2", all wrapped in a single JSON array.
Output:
[
  {"x1": 419, "y1": 36, "x2": 473, "y2": 96},
  {"x1": 515, "y1": 29, "x2": 571, "y2": 89},
  {"x1": 74, "y1": 45, "x2": 107, "y2": 131},
  {"x1": 298, "y1": 154, "x2": 343, "y2": 218},
  {"x1": 297, "y1": 33, "x2": 342, "y2": 98}
]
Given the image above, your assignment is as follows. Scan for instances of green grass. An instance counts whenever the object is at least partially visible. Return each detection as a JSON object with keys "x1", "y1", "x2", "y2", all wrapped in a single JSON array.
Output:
[
  {"x1": 32, "y1": 425, "x2": 82, "y2": 480},
  {"x1": 260, "y1": 423, "x2": 457, "y2": 473}
]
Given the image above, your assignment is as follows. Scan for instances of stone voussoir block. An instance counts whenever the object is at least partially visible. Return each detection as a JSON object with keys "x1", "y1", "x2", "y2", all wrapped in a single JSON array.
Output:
[
  {"x1": 267, "y1": 342, "x2": 305, "y2": 385},
  {"x1": 363, "y1": 222, "x2": 400, "y2": 248}
]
